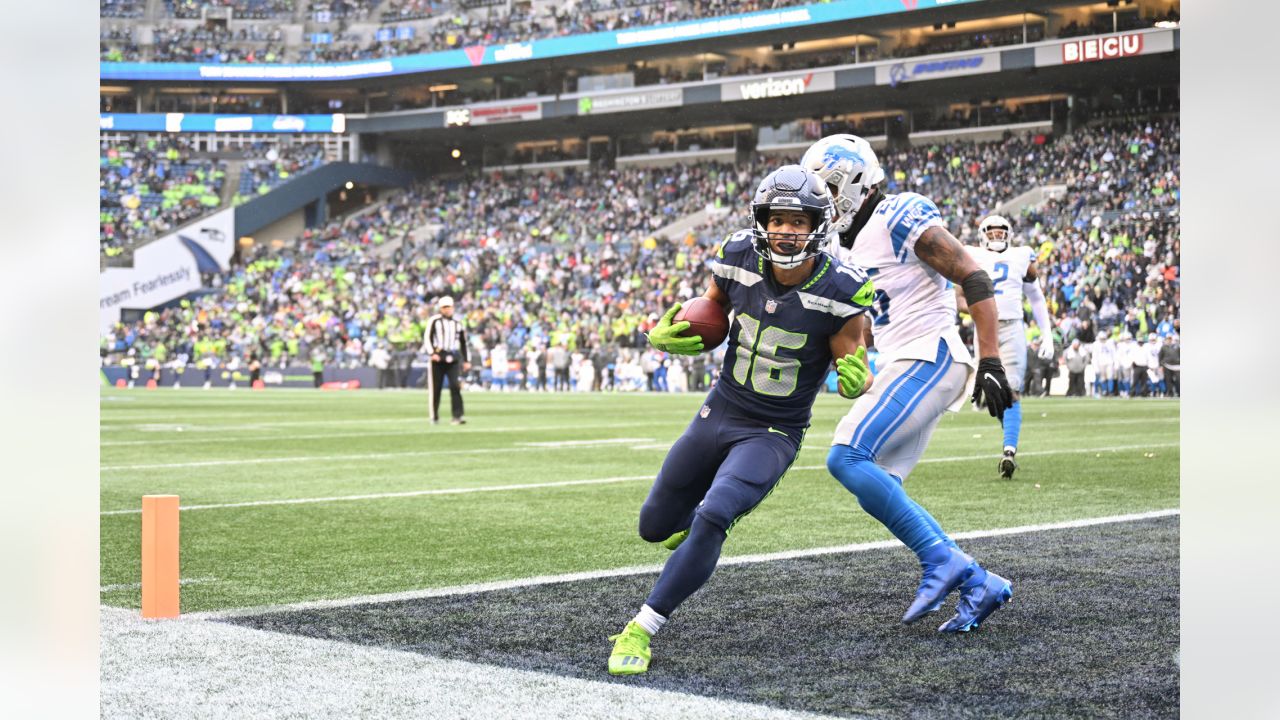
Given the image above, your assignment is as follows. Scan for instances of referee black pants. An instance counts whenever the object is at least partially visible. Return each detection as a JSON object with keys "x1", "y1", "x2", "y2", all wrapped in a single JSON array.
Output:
[{"x1": 429, "y1": 360, "x2": 464, "y2": 421}]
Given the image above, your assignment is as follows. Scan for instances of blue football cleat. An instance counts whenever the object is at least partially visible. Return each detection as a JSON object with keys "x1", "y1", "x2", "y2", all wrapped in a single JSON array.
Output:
[
  {"x1": 902, "y1": 548, "x2": 976, "y2": 624},
  {"x1": 938, "y1": 571, "x2": 1013, "y2": 633}
]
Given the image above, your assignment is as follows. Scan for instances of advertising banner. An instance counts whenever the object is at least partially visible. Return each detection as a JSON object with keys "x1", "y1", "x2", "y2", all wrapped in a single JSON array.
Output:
[
  {"x1": 875, "y1": 50, "x2": 1001, "y2": 86},
  {"x1": 1034, "y1": 28, "x2": 1175, "y2": 67},
  {"x1": 100, "y1": 0, "x2": 985, "y2": 82},
  {"x1": 100, "y1": 208, "x2": 235, "y2": 331},
  {"x1": 721, "y1": 71, "x2": 836, "y2": 102},
  {"x1": 102, "y1": 365, "x2": 381, "y2": 389},
  {"x1": 100, "y1": 113, "x2": 346, "y2": 133},
  {"x1": 469, "y1": 102, "x2": 543, "y2": 124},
  {"x1": 577, "y1": 88, "x2": 683, "y2": 115}
]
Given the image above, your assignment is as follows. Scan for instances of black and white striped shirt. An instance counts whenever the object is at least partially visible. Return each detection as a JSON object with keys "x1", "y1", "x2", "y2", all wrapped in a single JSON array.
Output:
[{"x1": 423, "y1": 314, "x2": 469, "y2": 363}]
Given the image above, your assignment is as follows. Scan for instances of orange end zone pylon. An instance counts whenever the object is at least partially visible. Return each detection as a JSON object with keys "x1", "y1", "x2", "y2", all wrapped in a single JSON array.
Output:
[{"x1": 141, "y1": 495, "x2": 180, "y2": 618}]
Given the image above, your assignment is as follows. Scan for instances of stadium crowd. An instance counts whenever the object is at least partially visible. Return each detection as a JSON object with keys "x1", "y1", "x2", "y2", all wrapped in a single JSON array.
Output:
[
  {"x1": 100, "y1": 0, "x2": 1175, "y2": 70},
  {"x1": 166, "y1": 0, "x2": 296, "y2": 19},
  {"x1": 102, "y1": 117, "x2": 1179, "y2": 397},
  {"x1": 100, "y1": 136, "x2": 228, "y2": 256},
  {"x1": 233, "y1": 142, "x2": 330, "y2": 204}
]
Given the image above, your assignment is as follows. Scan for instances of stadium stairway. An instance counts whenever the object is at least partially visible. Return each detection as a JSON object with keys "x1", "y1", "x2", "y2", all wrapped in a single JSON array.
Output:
[
  {"x1": 996, "y1": 183, "x2": 1068, "y2": 218},
  {"x1": 221, "y1": 160, "x2": 244, "y2": 208},
  {"x1": 653, "y1": 205, "x2": 731, "y2": 244}
]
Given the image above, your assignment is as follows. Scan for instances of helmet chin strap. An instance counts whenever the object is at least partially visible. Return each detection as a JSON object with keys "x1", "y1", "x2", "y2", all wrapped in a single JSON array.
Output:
[{"x1": 768, "y1": 249, "x2": 810, "y2": 269}]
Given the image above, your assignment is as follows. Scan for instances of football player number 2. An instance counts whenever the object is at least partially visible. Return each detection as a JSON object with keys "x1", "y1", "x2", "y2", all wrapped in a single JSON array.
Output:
[
  {"x1": 992, "y1": 262, "x2": 1008, "y2": 294},
  {"x1": 733, "y1": 313, "x2": 806, "y2": 396}
]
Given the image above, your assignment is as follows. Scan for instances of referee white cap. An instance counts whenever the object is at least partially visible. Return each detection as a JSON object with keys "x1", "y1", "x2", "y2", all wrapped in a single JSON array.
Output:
[{"x1": 437, "y1": 296, "x2": 455, "y2": 308}]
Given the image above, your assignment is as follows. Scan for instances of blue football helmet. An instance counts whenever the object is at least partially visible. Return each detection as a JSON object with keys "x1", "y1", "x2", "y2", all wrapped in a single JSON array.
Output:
[{"x1": 749, "y1": 165, "x2": 833, "y2": 269}]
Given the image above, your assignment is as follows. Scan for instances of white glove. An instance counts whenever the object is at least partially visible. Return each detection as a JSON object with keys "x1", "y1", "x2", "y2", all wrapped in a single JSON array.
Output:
[{"x1": 1038, "y1": 338, "x2": 1055, "y2": 361}]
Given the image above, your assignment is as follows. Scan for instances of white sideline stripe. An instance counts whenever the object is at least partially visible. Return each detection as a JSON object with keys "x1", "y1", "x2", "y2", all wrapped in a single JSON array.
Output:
[
  {"x1": 519, "y1": 437, "x2": 653, "y2": 448},
  {"x1": 100, "y1": 476, "x2": 656, "y2": 515},
  {"x1": 100, "y1": 576, "x2": 218, "y2": 593},
  {"x1": 99, "y1": 442, "x2": 1178, "y2": 516},
  {"x1": 193, "y1": 508, "x2": 1179, "y2": 620},
  {"x1": 100, "y1": 607, "x2": 840, "y2": 720}
]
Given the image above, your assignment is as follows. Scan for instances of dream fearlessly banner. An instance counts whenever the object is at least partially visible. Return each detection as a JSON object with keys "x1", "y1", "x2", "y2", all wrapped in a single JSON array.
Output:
[{"x1": 100, "y1": 208, "x2": 235, "y2": 331}]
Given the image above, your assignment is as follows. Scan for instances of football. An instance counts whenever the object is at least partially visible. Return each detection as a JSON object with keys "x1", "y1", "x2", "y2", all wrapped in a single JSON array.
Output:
[{"x1": 674, "y1": 297, "x2": 730, "y2": 350}]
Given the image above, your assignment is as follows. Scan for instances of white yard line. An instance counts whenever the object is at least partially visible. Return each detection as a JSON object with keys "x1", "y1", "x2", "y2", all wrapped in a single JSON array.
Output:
[
  {"x1": 806, "y1": 440, "x2": 1179, "y2": 455},
  {"x1": 100, "y1": 577, "x2": 218, "y2": 593},
  {"x1": 101, "y1": 441, "x2": 647, "y2": 472},
  {"x1": 100, "y1": 419, "x2": 677, "y2": 443},
  {"x1": 99, "y1": 442, "x2": 1178, "y2": 516},
  {"x1": 99, "y1": 414, "x2": 1176, "y2": 445},
  {"x1": 101, "y1": 435, "x2": 1177, "y2": 472},
  {"x1": 100, "y1": 607, "x2": 841, "y2": 720},
  {"x1": 191, "y1": 508, "x2": 1179, "y2": 620},
  {"x1": 519, "y1": 438, "x2": 654, "y2": 447},
  {"x1": 100, "y1": 476, "x2": 656, "y2": 516}
]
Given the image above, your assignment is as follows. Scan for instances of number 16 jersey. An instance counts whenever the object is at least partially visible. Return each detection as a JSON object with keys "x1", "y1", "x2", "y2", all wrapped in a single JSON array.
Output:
[{"x1": 709, "y1": 231, "x2": 873, "y2": 428}]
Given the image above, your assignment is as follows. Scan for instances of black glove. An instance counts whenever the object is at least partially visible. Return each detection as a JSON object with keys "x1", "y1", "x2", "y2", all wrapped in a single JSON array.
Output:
[{"x1": 972, "y1": 357, "x2": 1015, "y2": 421}]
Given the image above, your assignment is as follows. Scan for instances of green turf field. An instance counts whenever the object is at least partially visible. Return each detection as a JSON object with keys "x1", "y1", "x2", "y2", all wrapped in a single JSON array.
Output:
[{"x1": 100, "y1": 388, "x2": 1179, "y2": 614}]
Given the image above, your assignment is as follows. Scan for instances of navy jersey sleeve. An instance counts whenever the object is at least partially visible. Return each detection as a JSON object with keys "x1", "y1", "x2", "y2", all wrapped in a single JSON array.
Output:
[{"x1": 884, "y1": 192, "x2": 946, "y2": 263}]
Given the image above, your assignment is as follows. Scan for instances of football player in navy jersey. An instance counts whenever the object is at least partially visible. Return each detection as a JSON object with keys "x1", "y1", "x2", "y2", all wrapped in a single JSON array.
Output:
[{"x1": 608, "y1": 165, "x2": 876, "y2": 675}]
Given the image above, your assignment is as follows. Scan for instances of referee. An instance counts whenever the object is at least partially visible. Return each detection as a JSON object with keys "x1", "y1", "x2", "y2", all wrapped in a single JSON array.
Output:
[{"x1": 422, "y1": 296, "x2": 471, "y2": 424}]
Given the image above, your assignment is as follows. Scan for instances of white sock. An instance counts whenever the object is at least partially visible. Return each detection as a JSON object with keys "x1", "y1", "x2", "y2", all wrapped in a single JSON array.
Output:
[{"x1": 633, "y1": 604, "x2": 667, "y2": 636}]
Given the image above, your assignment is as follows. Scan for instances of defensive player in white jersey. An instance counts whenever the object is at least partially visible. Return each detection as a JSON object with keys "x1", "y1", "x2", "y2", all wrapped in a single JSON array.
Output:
[
  {"x1": 801, "y1": 134, "x2": 1016, "y2": 633},
  {"x1": 1092, "y1": 336, "x2": 1116, "y2": 397},
  {"x1": 960, "y1": 215, "x2": 1056, "y2": 479}
]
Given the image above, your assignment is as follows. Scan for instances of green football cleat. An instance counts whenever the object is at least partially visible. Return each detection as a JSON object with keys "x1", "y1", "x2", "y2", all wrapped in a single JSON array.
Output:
[
  {"x1": 660, "y1": 529, "x2": 690, "y2": 551},
  {"x1": 607, "y1": 621, "x2": 652, "y2": 675}
]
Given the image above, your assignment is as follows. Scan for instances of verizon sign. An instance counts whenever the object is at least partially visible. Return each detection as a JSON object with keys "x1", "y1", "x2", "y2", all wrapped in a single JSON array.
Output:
[
  {"x1": 1035, "y1": 29, "x2": 1174, "y2": 67},
  {"x1": 1063, "y1": 33, "x2": 1143, "y2": 63},
  {"x1": 721, "y1": 71, "x2": 834, "y2": 102},
  {"x1": 469, "y1": 102, "x2": 543, "y2": 124}
]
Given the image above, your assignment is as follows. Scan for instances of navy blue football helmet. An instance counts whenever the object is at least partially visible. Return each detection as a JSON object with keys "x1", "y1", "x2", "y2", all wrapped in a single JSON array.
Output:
[{"x1": 749, "y1": 165, "x2": 833, "y2": 269}]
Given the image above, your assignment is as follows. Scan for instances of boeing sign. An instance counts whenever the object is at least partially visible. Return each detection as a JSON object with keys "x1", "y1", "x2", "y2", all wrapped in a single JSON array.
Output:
[{"x1": 877, "y1": 52, "x2": 1000, "y2": 87}]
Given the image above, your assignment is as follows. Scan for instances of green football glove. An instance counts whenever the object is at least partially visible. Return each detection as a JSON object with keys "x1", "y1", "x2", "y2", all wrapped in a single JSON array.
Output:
[
  {"x1": 836, "y1": 346, "x2": 871, "y2": 399},
  {"x1": 647, "y1": 302, "x2": 704, "y2": 356}
]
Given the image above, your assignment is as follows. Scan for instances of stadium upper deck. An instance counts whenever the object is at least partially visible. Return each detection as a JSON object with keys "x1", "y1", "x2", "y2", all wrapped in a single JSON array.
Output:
[{"x1": 101, "y1": 0, "x2": 1178, "y2": 112}]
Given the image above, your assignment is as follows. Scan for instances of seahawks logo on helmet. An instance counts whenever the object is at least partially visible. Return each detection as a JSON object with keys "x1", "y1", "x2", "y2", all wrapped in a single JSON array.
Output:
[{"x1": 749, "y1": 165, "x2": 833, "y2": 270}]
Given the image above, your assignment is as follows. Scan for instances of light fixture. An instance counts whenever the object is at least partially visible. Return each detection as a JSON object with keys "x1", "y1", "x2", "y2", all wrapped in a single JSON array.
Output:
[
  {"x1": 345, "y1": 181, "x2": 354, "y2": 189},
  {"x1": 451, "y1": 148, "x2": 461, "y2": 159}
]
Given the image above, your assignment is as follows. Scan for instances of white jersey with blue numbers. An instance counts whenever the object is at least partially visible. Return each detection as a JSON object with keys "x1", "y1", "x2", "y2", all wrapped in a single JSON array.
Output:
[
  {"x1": 965, "y1": 245, "x2": 1035, "y2": 321},
  {"x1": 709, "y1": 231, "x2": 873, "y2": 428},
  {"x1": 832, "y1": 192, "x2": 974, "y2": 380}
]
